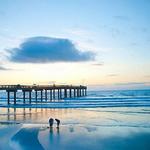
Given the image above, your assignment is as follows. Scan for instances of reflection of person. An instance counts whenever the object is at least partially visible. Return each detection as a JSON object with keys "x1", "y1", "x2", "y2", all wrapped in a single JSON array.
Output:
[
  {"x1": 56, "y1": 126, "x2": 60, "y2": 134},
  {"x1": 49, "y1": 126, "x2": 53, "y2": 133},
  {"x1": 55, "y1": 119, "x2": 60, "y2": 128},
  {"x1": 49, "y1": 118, "x2": 54, "y2": 127}
]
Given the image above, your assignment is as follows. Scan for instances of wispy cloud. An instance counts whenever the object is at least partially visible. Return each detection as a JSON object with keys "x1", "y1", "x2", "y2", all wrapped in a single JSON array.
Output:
[
  {"x1": 107, "y1": 74, "x2": 119, "y2": 77},
  {"x1": 140, "y1": 27, "x2": 148, "y2": 33},
  {"x1": 113, "y1": 15, "x2": 130, "y2": 21},
  {"x1": 0, "y1": 10, "x2": 5, "y2": 16},
  {"x1": 130, "y1": 42, "x2": 138, "y2": 46},
  {"x1": 0, "y1": 66, "x2": 12, "y2": 71},
  {"x1": 144, "y1": 75, "x2": 150, "y2": 78},
  {"x1": 66, "y1": 28, "x2": 91, "y2": 37},
  {"x1": 9, "y1": 36, "x2": 95, "y2": 63},
  {"x1": 88, "y1": 82, "x2": 150, "y2": 90},
  {"x1": 114, "y1": 82, "x2": 150, "y2": 86},
  {"x1": 92, "y1": 63, "x2": 103, "y2": 66},
  {"x1": 100, "y1": 24, "x2": 121, "y2": 38}
]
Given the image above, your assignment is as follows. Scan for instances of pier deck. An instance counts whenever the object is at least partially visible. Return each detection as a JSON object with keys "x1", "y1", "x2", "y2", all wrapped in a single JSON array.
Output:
[{"x1": 0, "y1": 84, "x2": 87, "y2": 104}]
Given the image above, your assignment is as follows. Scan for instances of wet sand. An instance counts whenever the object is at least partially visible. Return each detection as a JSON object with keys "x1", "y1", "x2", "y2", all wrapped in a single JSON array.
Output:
[{"x1": 0, "y1": 107, "x2": 150, "y2": 150}]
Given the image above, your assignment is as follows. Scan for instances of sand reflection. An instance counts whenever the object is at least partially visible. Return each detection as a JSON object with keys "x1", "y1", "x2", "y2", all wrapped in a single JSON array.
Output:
[{"x1": 11, "y1": 127, "x2": 44, "y2": 150}]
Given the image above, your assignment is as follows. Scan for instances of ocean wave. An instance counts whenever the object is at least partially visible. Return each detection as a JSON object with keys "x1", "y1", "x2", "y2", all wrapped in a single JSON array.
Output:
[{"x1": 0, "y1": 90, "x2": 150, "y2": 108}]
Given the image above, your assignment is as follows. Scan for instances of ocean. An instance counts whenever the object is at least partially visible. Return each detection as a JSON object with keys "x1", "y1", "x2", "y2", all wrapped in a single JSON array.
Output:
[{"x1": 0, "y1": 89, "x2": 150, "y2": 108}]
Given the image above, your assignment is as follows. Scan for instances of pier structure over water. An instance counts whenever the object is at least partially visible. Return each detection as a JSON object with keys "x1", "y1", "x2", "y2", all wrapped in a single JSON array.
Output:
[{"x1": 0, "y1": 84, "x2": 87, "y2": 104}]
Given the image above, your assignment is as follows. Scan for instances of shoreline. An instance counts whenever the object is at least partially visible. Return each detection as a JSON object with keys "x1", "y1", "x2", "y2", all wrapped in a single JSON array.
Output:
[{"x1": 1, "y1": 104, "x2": 150, "y2": 109}]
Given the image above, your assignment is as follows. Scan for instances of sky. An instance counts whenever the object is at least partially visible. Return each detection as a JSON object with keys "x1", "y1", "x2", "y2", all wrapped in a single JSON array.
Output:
[{"x1": 0, "y1": 0, "x2": 150, "y2": 90}]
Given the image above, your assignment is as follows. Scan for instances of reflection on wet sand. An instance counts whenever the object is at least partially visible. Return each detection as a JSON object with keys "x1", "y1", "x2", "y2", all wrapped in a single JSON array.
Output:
[
  {"x1": 38, "y1": 125, "x2": 150, "y2": 150},
  {"x1": 0, "y1": 108, "x2": 70, "y2": 123},
  {"x1": 0, "y1": 109, "x2": 150, "y2": 150},
  {"x1": 38, "y1": 126, "x2": 61, "y2": 150},
  {"x1": 0, "y1": 107, "x2": 150, "y2": 129},
  {"x1": 11, "y1": 127, "x2": 45, "y2": 150},
  {"x1": 1, "y1": 123, "x2": 150, "y2": 150}
]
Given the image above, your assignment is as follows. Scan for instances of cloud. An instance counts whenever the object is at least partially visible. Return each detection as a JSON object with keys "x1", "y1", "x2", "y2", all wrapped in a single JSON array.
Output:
[
  {"x1": 144, "y1": 75, "x2": 150, "y2": 78},
  {"x1": 107, "y1": 74, "x2": 119, "y2": 77},
  {"x1": 130, "y1": 42, "x2": 138, "y2": 46},
  {"x1": 140, "y1": 27, "x2": 148, "y2": 33},
  {"x1": 66, "y1": 28, "x2": 90, "y2": 37},
  {"x1": 9, "y1": 36, "x2": 95, "y2": 63},
  {"x1": 92, "y1": 63, "x2": 103, "y2": 66},
  {"x1": 0, "y1": 10, "x2": 5, "y2": 16},
  {"x1": 0, "y1": 66, "x2": 11, "y2": 71},
  {"x1": 113, "y1": 15, "x2": 130, "y2": 21},
  {"x1": 100, "y1": 24, "x2": 121, "y2": 38},
  {"x1": 114, "y1": 82, "x2": 150, "y2": 86},
  {"x1": 88, "y1": 82, "x2": 150, "y2": 90}
]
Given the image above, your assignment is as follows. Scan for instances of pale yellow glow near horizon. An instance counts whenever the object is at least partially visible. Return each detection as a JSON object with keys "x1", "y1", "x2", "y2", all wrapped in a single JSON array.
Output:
[{"x1": 0, "y1": 62, "x2": 150, "y2": 89}]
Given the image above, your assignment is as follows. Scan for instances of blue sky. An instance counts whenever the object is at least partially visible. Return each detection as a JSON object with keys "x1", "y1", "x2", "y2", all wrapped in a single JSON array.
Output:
[{"x1": 0, "y1": 0, "x2": 150, "y2": 89}]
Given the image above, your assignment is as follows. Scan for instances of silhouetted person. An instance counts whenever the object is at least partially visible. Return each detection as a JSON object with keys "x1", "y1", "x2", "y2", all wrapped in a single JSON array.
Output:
[
  {"x1": 49, "y1": 118, "x2": 54, "y2": 127},
  {"x1": 55, "y1": 119, "x2": 60, "y2": 128}
]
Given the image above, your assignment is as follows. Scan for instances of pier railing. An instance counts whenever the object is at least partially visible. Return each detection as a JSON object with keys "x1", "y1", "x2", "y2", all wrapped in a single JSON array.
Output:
[{"x1": 0, "y1": 84, "x2": 86, "y2": 90}]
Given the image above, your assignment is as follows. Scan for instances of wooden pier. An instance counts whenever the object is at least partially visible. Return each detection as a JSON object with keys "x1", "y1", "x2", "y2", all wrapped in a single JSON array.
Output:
[{"x1": 0, "y1": 84, "x2": 87, "y2": 105}]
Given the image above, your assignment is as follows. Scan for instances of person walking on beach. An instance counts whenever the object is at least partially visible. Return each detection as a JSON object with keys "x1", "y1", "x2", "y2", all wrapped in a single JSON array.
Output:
[
  {"x1": 55, "y1": 119, "x2": 60, "y2": 128},
  {"x1": 49, "y1": 118, "x2": 54, "y2": 128}
]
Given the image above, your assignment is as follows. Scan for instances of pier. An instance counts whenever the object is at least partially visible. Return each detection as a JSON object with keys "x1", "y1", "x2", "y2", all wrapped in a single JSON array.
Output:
[{"x1": 0, "y1": 84, "x2": 87, "y2": 105}]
